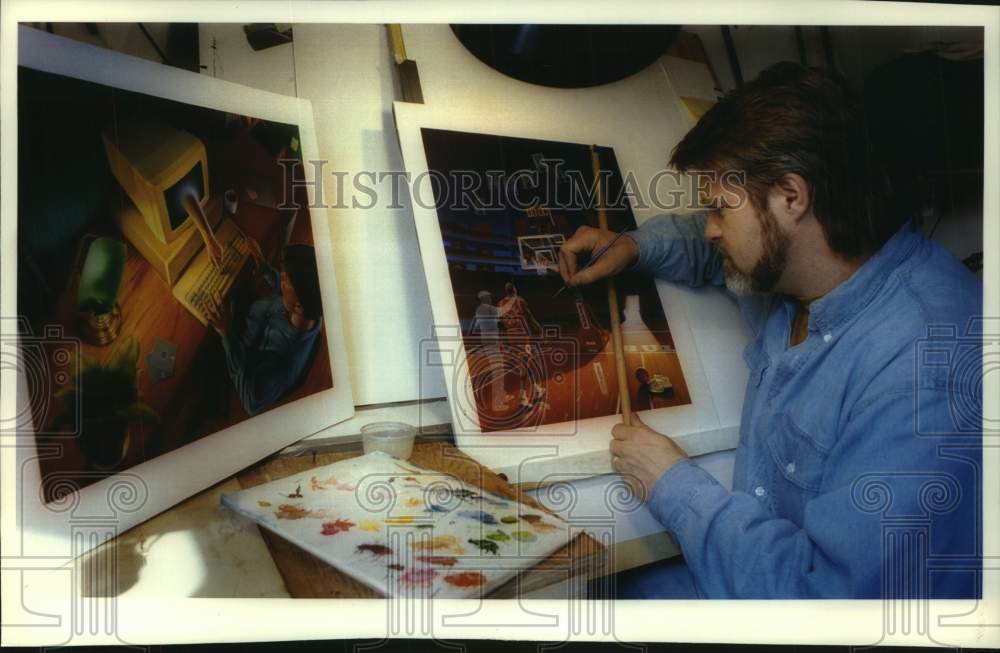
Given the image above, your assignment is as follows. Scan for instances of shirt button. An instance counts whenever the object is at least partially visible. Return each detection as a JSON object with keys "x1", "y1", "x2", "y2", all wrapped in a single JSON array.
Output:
[
  {"x1": 823, "y1": 333, "x2": 833, "y2": 343},
  {"x1": 754, "y1": 486, "x2": 766, "y2": 497},
  {"x1": 786, "y1": 462, "x2": 796, "y2": 474}
]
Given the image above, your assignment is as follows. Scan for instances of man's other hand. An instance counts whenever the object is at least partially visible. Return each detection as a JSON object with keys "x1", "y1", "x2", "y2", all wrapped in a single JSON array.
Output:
[
  {"x1": 237, "y1": 235, "x2": 266, "y2": 270},
  {"x1": 558, "y1": 225, "x2": 639, "y2": 287},
  {"x1": 206, "y1": 236, "x2": 224, "y2": 270},
  {"x1": 203, "y1": 290, "x2": 232, "y2": 337},
  {"x1": 610, "y1": 413, "x2": 689, "y2": 502}
]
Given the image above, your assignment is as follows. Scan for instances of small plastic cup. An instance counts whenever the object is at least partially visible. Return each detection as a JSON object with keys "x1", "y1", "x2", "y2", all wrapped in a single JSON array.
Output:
[{"x1": 361, "y1": 422, "x2": 416, "y2": 459}]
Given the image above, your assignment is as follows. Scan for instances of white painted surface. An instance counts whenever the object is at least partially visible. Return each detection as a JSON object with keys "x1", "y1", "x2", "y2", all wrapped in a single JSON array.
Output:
[
  {"x1": 198, "y1": 23, "x2": 297, "y2": 97},
  {"x1": 291, "y1": 24, "x2": 446, "y2": 405},
  {"x1": 292, "y1": 398, "x2": 451, "y2": 448}
]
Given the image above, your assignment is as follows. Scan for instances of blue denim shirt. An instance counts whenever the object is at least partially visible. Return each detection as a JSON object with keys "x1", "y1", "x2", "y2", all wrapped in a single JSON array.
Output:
[
  {"x1": 221, "y1": 265, "x2": 322, "y2": 416},
  {"x1": 628, "y1": 213, "x2": 982, "y2": 598}
]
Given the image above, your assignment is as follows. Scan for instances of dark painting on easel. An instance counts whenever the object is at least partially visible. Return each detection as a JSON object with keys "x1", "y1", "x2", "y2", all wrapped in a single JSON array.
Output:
[{"x1": 420, "y1": 128, "x2": 691, "y2": 432}]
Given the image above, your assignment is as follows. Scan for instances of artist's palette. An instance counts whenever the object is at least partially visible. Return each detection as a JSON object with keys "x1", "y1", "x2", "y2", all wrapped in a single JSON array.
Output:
[{"x1": 220, "y1": 451, "x2": 572, "y2": 598}]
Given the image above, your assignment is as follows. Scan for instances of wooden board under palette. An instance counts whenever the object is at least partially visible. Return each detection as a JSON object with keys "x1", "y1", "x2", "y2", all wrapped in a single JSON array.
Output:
[{"x1": 229, "y1": 442, "x2": 604, "y2": 598}]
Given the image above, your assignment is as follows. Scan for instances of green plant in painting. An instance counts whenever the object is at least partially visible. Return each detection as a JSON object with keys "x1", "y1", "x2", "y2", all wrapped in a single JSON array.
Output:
[{"x1": 49, "y1": 338, "x2": 158, "y2": 471}]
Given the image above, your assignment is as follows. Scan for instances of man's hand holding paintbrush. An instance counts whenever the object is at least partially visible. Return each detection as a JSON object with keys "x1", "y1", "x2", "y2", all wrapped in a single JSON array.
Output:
[
  {"x1": 556, "y1": 224, "x2": 688, "y2": 502},
  {"x1": 556, "y1": 226, "x2": 641, "y2": 291}
]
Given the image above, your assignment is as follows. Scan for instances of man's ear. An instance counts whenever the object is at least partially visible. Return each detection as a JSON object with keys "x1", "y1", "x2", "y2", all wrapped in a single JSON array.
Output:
[{"x1": 769, "y1": 173, "x2": 811, "y2": 224}]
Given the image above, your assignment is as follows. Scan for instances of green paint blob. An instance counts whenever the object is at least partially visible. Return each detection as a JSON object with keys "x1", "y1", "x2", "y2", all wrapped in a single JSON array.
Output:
[
  {"x1": 486, "y1": 529, "x2": 510, "y2": 542},
  {"x1": 468, "y1": 538, "x2": 499, "y2": 555},
  {"x1": 511, "y1": 530, "x2": 537, "y2": 542},
  {"x1": 500, "y1": 515, "x2": 518, "y2": 524}
]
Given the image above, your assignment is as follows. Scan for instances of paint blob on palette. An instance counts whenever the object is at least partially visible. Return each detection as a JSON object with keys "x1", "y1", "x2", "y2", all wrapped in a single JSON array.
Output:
[{"x1": 220, "y1": 451, "x2": 572, "y2": 598}]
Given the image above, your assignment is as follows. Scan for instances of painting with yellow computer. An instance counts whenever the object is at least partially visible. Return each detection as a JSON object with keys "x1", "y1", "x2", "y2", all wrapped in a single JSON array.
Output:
[{"x1": 16, "y1": 59, "x2": 346, "y2": 502}]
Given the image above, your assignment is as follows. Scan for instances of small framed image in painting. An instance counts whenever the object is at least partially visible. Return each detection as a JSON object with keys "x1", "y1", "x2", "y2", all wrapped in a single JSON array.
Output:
[{"x1": 3, "y1": 26, "x2": 354, "y2": 559}]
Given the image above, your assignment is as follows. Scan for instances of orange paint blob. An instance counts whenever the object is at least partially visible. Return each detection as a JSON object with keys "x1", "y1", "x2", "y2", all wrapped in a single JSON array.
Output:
[
  {"x1": 275, "y1": 504, "x2": 308, "y2": 520},
  {"x1": 444, "y1": 572, "x2": 486, "y2": 587},
  {"x1": 310, "y1": 475, "x2": 338, "y2": 491}
]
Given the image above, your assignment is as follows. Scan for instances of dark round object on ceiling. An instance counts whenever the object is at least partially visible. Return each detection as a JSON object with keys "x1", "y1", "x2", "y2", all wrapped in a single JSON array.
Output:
[{"x1": 450, "y1": 24, "x2": 681, "y2": 89}]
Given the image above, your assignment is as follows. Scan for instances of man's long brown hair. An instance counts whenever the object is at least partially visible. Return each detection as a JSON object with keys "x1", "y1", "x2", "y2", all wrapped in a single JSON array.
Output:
[{"x1": 670, "y1": 62, "x2": 899, "y2": 259}]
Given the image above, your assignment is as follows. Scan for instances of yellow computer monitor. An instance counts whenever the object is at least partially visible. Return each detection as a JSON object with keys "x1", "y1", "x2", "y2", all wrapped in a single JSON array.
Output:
[{"x1": 102, "y1": 120, "x2": 210, "y2": 245}]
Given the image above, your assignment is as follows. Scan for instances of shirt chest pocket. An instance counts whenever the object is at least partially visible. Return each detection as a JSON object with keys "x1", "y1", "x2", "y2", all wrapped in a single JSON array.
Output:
[
  {"x1": 742, "y1": 338, "x2": 769, "y2": 388},
  {"x1": 766, "y1": 413, "x2": 830, "y2": 493}
]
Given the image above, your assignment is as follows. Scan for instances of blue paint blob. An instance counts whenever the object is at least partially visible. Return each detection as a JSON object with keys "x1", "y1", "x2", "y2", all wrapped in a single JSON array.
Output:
[
  {"x1": 424, "y1": 504, "x2": 449, "y2": 513},
  {"x1": 457, "y1": 510, "x2": 498, "y2": 524}
]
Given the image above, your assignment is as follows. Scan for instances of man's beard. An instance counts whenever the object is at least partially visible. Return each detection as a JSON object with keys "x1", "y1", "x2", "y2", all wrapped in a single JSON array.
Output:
[{"x1": 722, "y1": 210, "x2": 790, "y2": 295}]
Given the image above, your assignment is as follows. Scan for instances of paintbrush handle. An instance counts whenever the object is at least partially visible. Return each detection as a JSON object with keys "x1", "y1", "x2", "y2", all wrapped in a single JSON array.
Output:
[
  {"x1": 588, "y1": 228, "x2": 629, "y2": 267},
  {"x1": 590, "y1": 146, "x2": 632, "y2": 427}
]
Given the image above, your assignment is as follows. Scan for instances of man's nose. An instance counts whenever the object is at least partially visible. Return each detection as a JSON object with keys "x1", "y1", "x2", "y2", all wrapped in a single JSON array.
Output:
[{"x1": 703, "y1": 210, "x2": 723, "y2": 242}]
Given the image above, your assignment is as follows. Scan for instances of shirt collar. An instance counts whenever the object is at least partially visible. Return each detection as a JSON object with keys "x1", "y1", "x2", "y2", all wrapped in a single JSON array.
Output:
[{"x1": 804, "y1": 222, "x2": 922, "y2": 336}]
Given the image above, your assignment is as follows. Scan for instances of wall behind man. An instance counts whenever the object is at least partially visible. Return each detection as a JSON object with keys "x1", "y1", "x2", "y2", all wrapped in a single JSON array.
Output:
[{"x1": 685, "y1": 25, "x2": 985, "y2": 274}]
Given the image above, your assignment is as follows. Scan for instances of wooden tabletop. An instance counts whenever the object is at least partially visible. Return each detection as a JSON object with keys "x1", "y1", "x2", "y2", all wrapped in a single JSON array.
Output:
[{"x1": 237, "y1": 440, "x2": 606, "y2": 599}]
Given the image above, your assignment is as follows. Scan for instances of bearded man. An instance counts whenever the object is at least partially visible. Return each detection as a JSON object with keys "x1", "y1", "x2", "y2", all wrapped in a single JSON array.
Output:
[{"x1": 558, "y1": 62, "x2": 982, "y2": 599}]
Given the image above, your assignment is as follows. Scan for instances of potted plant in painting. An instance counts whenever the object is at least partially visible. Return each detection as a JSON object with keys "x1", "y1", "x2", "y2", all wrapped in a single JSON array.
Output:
[{"x1": 49, "y1": 338, "x2": 158, "y2": 471}]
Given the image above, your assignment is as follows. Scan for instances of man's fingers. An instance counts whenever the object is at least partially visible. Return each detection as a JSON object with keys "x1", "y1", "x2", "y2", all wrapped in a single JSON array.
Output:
[
  {"x1": 558, "y1": 226, "x2": 602, "y2": 283},
  {"x1": 557, "y1": 244, "x2": 578, "y2": 283},
  {"x1": 568, "y1": 253, "x2": 620, "y2": 287},
  {"x1": 611, "y1": 423, "x2": 632, "y2": 440},
  {"x1": 557, "y1": 247, "x2": 571, "y2": 284}
]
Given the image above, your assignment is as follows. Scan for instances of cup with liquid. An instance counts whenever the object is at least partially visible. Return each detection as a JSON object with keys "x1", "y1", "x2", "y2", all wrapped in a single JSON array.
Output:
[{"x1": 361, "y1": 421, "x2": 416, "y2": 459}]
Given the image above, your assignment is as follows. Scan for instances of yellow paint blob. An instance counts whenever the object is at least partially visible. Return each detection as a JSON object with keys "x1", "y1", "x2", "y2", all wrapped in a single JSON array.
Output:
[{"x1": 410, "y1": 535, "x2": 458, "y2": 551}]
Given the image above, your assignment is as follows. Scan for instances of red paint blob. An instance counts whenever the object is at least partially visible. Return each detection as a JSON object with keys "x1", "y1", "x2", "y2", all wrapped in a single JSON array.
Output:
[
  {"x1": 401, "y1": 567, "x2": 437, "y2": 586},
  {"x1": 388, "y1": 563, "x2": 404, "y2": 571},
  {"x1": 521, "y1": 514, "x2": 542, "y2": 523},
  {"x1": 321, "y1": 519, "x2": 356, "y2": 535},
  {"x1": 356, "y1": 543, "x2": 392, "y2": 556},
  {"x1": 444, "y1": 572, "x2": 486, "y2": 587}
]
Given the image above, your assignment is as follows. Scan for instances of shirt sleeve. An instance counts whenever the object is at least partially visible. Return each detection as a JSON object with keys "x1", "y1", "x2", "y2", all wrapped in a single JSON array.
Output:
[
  {"x1": 646, "y1": 387, "x2": 980, "y2": 598},
  {"x1": 261, "y1": 263, "x2": 280, "y2": 290},
  {"x1": 627, "y1": 212, "x2": 725, "y2": 287},
  {"x1": 625, "y1": 211, "x2": 772, "y2": 334}
]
